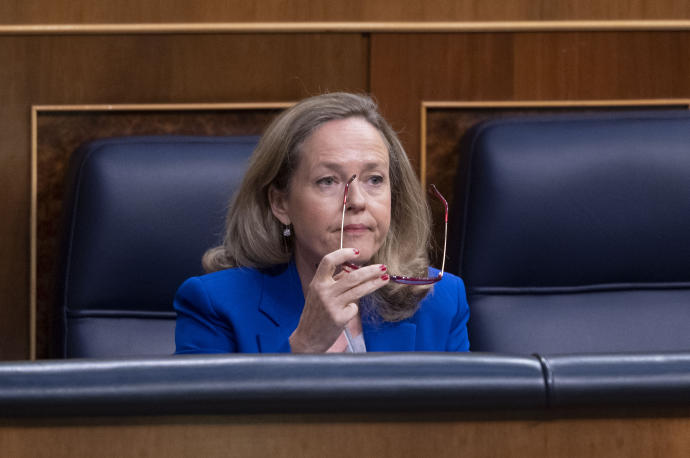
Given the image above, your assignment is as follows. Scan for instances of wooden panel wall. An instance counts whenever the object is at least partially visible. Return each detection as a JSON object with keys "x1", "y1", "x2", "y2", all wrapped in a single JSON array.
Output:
[
  {"x1": 1, "y1": 0, "x2": 689, "y2": 23},
  {"x1": 2, "y1": 410, "x2": 690, "y2": 457},
  {"x1": 370, "y1": 31, "x2": 690, "y2": 167},
  {"x1": 2, "y1": 1, "x2": 690, "y2": 359}
]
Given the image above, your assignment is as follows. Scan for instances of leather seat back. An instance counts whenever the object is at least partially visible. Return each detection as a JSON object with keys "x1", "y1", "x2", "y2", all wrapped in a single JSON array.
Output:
[
  {"x1": 56, "y1": 136, "x2": 258, "y2": 357},
  {"x1": 450, "y1": 111, "x2": 690, "y2": 353}
]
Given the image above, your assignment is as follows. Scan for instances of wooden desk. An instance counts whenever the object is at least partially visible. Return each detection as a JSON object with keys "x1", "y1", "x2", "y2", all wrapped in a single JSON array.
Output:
[{"x1": 3, "y1": 409, "x2": 690, "y2": 457}]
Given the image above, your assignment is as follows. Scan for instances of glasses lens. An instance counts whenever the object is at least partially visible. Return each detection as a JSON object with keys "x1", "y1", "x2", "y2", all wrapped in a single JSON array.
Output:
[{"x1": 389, "y1": 275, "x2": 442, "y2": 285}]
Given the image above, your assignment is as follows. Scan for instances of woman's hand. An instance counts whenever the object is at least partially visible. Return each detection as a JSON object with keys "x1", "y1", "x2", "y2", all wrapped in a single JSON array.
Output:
[{"x1": 289, "y1": 248, "x2": 389, "y2": 353}]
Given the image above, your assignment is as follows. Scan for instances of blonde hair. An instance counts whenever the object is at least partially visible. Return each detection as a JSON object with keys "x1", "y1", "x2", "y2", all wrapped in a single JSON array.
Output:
[{"x1": 203, "y1": 93, "x2": 433, "y2": 321}]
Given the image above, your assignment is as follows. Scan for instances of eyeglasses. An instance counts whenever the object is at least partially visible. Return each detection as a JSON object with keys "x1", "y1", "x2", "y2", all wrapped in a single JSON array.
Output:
[{"x1": 340, "y1": 174, "x2": 448, "y2": 285}]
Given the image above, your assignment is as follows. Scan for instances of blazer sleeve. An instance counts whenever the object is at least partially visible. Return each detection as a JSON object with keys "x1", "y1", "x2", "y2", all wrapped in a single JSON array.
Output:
[
  {"x1": 174, "y1": 276, "x2": 236, "y2": 354},
  {"x1": 445, "y1": 275, "x2": 471, "y2": 352}
]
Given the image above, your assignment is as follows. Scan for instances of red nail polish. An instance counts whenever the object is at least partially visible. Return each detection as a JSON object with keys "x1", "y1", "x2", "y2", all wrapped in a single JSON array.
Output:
[
  {"x1": 381, "y1": 274, "x2": 389, "y2": 281},
  {"x1": 380, "y1": 265, "x2": 387, "y2": 271},
  {"x1": 353, "y1": 249, "x2": 359, "y2": 255}
]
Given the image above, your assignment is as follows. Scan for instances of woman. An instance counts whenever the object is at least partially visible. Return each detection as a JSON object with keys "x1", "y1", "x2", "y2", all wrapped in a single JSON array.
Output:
[{"x1": 174, "y1": 92, "x2": 469, "y2": 353}]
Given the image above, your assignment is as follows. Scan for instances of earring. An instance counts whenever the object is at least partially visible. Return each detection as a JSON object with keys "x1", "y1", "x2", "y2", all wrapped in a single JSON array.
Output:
[{"x1": 282, "y1": 225, "x2": 292, "y2": 237}]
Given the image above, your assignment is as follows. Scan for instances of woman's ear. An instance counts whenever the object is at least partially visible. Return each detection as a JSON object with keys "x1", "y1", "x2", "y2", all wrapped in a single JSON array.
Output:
[{"x1": 268, "y1": 185, "x2": 291, "y2": 225}]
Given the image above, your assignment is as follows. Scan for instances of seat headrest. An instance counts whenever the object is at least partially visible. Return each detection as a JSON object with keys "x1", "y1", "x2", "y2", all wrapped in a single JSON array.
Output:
[
  {"x1": 452, "y1": 111, "x2": 690, "y2": 288},
  {"x1": 59, "y1": 135, "x2": 258, "y2": 315}
]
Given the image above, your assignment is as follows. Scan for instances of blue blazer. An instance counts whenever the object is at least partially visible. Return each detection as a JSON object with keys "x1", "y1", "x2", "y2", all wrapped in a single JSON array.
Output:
[{"x1": 174, "y1": 260, "x2": 470, "y2": 353}]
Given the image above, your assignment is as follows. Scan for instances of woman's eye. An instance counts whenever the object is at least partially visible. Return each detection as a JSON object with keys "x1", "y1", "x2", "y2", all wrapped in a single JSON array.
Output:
[
  {"x1": 317, "y1": 176, "x2": 336, "y2": 186},
  {"x1": 369, "y1": 175, "x2": 384, "y2": 185}
]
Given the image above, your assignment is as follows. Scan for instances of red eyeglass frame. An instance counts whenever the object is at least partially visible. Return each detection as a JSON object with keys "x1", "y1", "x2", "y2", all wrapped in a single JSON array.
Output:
[{"x1": 340, "y1": 174, "x2": 448, "y2": 285}]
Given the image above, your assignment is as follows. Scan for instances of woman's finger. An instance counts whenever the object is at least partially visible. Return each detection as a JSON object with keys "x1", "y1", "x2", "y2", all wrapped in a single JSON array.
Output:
[
  {"x1": 313, "y1": 248, "x2": 361, "y2": 281},
  {"x1": 332, "y1": 270, "x2": 347, "y2": 281},
  {"x1": 338, "y1": 273, "x2": 390, "y2": 306},
  {"x1": 331, "y1": 262, "x2": 387, "y2": 296}
]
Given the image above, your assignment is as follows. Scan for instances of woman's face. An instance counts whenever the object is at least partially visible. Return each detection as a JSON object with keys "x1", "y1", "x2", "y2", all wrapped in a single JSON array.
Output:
[{"x1": 271, "y1": 116, "x2": 392, "y2": 269}]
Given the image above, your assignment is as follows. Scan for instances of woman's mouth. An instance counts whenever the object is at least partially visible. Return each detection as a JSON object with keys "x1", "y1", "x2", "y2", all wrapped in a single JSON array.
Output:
[{"x1": 343, "y1": 224, "x2": 369, "y2": 233}]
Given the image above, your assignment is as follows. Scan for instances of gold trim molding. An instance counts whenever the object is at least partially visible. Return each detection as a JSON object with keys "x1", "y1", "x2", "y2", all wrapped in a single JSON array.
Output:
[
  {"x1": 419, "y1": 99, "x2": 690, "y2": 188},
  {"x1": 3, "y1": 20, "x2": 690, "y2": 35},
  {"x1": 30, "y1": 102, "x2": 291, "y2": 360}
]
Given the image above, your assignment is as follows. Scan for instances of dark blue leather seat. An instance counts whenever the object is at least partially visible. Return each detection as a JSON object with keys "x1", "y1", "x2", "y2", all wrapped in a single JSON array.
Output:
[
  {"x1": 450, "y1": 111, "x2": 690, "y2": 354},
  {"x1": 56, "y1": 136, "x2": 258, "y2": 358}
]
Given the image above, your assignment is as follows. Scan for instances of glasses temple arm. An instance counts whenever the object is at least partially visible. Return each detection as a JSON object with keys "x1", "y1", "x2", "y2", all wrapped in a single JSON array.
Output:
[
  {"x1": 340, "y1": 174, "x2": 357, "y2": 250},
  {"x1": 439, "y1": 219, "x2": 447, "y2": 278},
  {"x1": 429, "y1": 184, "x2": 448, "y2": 278}
]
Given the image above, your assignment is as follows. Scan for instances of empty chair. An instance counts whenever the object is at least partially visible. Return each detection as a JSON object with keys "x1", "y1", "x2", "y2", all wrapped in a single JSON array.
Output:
[
  {"x1": 450, "y1": 111, "x2": 690, "y2": 354},
  {"x1": 55, "y1": 135, "x2": 258, "y2": 357}
]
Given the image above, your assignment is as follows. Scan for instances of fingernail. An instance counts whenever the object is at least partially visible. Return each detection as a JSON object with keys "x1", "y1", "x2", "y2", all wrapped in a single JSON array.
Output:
[
  {"x1": 381, "y1": 274, "x2": 389, "y2": 281},
  {"x1": 353, "y1": 249, "x2": 359, "y2": 255},
  {"x1": 380, "y1": 265, "x2": 387, "y2": 271}
]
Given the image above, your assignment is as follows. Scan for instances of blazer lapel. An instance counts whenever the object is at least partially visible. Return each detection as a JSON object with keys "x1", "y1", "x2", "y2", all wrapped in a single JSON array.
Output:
[
  {"x1": 363, "y1": 321, "x2": 417, "y2": 351},
  {"x1": 257, "y1": 261, "x2": 305, "y2": 353}
]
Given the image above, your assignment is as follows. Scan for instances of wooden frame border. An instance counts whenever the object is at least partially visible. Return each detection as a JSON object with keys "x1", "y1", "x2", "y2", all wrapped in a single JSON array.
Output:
[
  {"x1": 3, "y1": 20, "x2": 690, "y2": 36},
  {"x1": 30, "y1": 102, "x2": 292, "y2": 360},
  {"x1": 419, "y1": 99, "x2": 690, "y2": 188},
  {"x1": 28, "y1": 99, "x2": 690, "y2": 358}
]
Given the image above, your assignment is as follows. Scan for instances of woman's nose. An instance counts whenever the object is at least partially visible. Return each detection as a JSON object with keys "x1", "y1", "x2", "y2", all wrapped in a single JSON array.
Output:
[{"x1": 346, "y1": 180, "x2": 366, "y2": 210}]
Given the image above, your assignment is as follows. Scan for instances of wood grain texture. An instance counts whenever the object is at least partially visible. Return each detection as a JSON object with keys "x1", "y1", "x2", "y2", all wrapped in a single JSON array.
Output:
[
  {"x1": 371, "y1": 31, "x2": 690, "y2": 166},
  {"x1": 512, "y1": 32, "x2": 690, "y2": 99},
  {"x1": 0, "y1": 33, "x2": 367, "y2": 359},
  {"x1": 3, "y1": 21, "x2": 690, "y2": 37},
  {"x1": 0, "y1": 37, "x2": 32, "y2": 360},
  {"x1": 1, "y1": 411, "x2": 690, "y2": 457},
  {"x1": 13, "y1": 34, "x2": 367, "y2": 104},
  {"x1": 1, "y1": 0, "x2": 689, "y2": 24}
]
